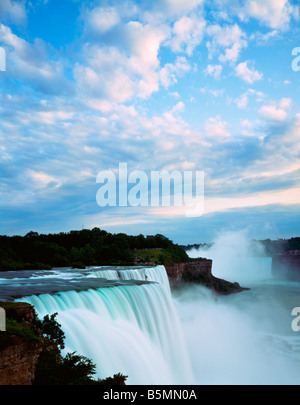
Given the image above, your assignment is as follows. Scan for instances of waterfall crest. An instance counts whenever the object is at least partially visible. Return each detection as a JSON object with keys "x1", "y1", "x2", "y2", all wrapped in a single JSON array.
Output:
[
  {"x1": 18, "y1": 265, "x2": 194, "y2": 384},
  {"x1": 86, "y1": 265, "x2": 171, "y2": 294}
]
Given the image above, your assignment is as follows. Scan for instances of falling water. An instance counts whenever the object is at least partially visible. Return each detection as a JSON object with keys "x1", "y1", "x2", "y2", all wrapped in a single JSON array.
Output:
[
  {"x1": 86, "y1": 265, "x2": 171, "y2": 294},
  {"x1": 16, "y1": 265, "x2": 193, "y2": 384}
]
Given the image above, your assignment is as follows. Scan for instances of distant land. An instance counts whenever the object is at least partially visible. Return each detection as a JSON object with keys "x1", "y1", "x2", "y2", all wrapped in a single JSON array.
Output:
[
  {"x1": 0, "y1": 228, "x2": 189, "y2": 271},
  {"x1": 1, "y1": 229, "x2": 300, "y2": 273},
  {"x1": 180, "y1": 237, "x2": 300, "y2": 257}
]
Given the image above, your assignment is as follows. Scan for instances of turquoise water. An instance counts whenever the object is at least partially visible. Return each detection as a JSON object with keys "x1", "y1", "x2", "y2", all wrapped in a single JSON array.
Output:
[
  {"x1": 13, "y1": 266, "x2": 193, "y2": 385},
  {"x1": 1, "y1": 262, "x2": 300, "y2": 385}
]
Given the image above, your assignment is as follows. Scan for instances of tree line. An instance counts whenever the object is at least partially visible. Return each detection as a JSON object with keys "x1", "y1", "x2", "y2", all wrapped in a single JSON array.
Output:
[{"x1": 0, "y1": 228, "x2": 189, "y2": 271}]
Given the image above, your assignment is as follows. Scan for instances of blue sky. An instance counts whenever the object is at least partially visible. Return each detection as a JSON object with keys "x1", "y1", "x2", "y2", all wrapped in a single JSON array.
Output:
[{"x1": 1, "y1": 0, "x2": 300, "y2": 244}]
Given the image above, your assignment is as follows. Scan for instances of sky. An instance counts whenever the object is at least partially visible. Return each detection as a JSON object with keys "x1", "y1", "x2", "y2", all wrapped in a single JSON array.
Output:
[{"x1": 0, "y1": 0, "x2": 300, "y2": 245}]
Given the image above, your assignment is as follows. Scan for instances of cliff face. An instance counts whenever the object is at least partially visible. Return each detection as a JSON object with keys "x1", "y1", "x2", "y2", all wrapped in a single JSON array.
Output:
[
  {"x1": 0, "y1": 302, "x2": 51, "y2": 385},
  {"x1": 165, "y1": 259, "x2": 249, "y2": 295},
  {"x1": 0, "y1": 335, "x2": 43, "y2": 385}
]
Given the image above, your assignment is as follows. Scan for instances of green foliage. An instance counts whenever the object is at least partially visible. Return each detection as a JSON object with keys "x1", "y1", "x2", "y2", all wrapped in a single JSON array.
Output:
[
  {"x1": 0, "y1": 302, "x2": 43, "y2": 350},
  {"x1": 34, "y1": 312, "x2": 127, "y2": 385},
  {"x1": 40, "y1": 313, "x2": 65, "y2": 349},
  {"x1": 98, "y1": 372, "x2": 128, "y2": 385},
  {"x1": 0, "y1": 228, "x2": 189, "y2": 270},
  {"x1": 34, "y1": 350, "x2": 95, "y2": 385},
  {"x1": 0, "y1": 302, "x2": 127, "y2": 385},
  {"x1": 287, "y1": 237, "x2": 300, "y2": 251},
  {"x1": 34, "y1": 349, "x2": 128, "y2": 385},
  {"x1": 4, "y1": 318, "x2": 42, "y2": 343}
]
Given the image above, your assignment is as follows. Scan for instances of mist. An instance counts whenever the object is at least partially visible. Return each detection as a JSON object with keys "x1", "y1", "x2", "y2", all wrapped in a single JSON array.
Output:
[
  {"x1": 173, "y1": 230, "x2": 300, "y2": 385},
  {"x1": 187, "y1": 230, "x2": 272, "y2": 285}
]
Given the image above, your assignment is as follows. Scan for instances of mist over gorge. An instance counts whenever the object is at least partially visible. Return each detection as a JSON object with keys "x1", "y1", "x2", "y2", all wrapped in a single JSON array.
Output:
[{"x1": 1, "y1": 230, "x2": 300, "y2": 385}]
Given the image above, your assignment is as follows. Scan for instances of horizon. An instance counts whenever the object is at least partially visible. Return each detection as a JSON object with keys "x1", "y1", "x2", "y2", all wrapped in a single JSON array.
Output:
[
  {"x1": 1, "y1": 226, "x2": 299, "y2": 248},
  {"x1": 1, "y1": 0, "x2": 300, "y2": 245}
]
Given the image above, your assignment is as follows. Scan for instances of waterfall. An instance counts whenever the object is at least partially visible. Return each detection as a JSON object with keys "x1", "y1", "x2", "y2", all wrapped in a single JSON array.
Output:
[
  {"x1": 86, "y1": 265, "x2": 171, "y2": 294},
  {"x1": 17, "y1": 265, "x2": 194, "y2": 384}
]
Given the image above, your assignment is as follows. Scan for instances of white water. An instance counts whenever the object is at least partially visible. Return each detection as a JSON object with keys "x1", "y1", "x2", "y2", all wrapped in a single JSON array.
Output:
[
  {"x1": 181, "y1": 230, "x2": 300, "y2": 384},
  {"x1": 17, "y1": 266, "x2": 193, "y2": 384},
  {"x1": 173, "y1": 281, "x2": 300, "y2": 384},
  {"x1": 86, "y1": 265, "x2": 171, "y2": 294},
  {"x1": 5, "y1": 235, "x2": 300, "y2": 385}
]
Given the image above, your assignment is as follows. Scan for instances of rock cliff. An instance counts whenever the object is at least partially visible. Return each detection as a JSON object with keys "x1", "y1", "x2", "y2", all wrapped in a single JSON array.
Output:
[
  {"x1": 0, "y1": 303, "x2": 44, "y2": 385},
  {"x1": 165, "y1": 259, "x2": 249, "y2": 295}
]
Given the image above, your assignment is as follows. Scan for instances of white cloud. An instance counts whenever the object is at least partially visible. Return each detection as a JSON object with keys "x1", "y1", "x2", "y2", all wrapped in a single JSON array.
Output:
[
  {"x1": 235, "y1": 88, "x2": 266, "y2": 109},
  {"x1": 160, "y1": 0, "x2": 204, "y2": 16},
  {"x1": 159, "y1": 56, "x2": 191, "y2": 88},
  {"x1": 74, "y1": 52, "x2": 136, "y2": 103},
  {"x1": 205, "y1": 64, "x2": 223, "y2": 79},
  {"x1": 241, "y1": 0, "x2": 299, "y2": 30},
  {"x1": 279, "y1": 97, "x2": 293, "y2": 110},
  {"x1": 259, "y1": 105, "x2": 286, "y2": 121},
  {"x1": 27, "y1": 170, "x2": 62, "y2": 189},
  {"x1": 168, "y1": 14, "x2": 206, "y2": 55},
  {"x1": 0, "y1": 0, "x2": 26, "y2": 24},
  {"x1": 203, "y1": 187, "x2": 300, "y2": 215},
  {"x1": 125, "y1": 21, "x2": 168, "y2": 71},
  {"x1": 206, "y1": 23, "x2": 247, "y2": 63},
  {"x1": 85, "y1": 6, "x2": 120, "y2": 33},
  {"x1": 236, "y1": 92, "x2": 249, "y2": 109},
  {"x1": 251, "y1": 29, "x2": 280, "y2": 44},
  {"x1": 205, "y1": 116, "x2": 231, "y2": 140},
  {"x1": 241, "y1": 119, "x2": 253, "y2": 128},
  {"x1": 75, "y1": 18, "x2": 173, "y2": 102},
  {"x1": 259, "y1": 98, "x2": 293, "y2": 122},
  {"x1": 0, "y1": 24, "x2": 70, "y2": 95},
  {"x1": 235, "y1": 61, "x2": 263, "y2": 83},
  {"x1": 171, "y1": 101, "x2": 185, "y2": 114}
]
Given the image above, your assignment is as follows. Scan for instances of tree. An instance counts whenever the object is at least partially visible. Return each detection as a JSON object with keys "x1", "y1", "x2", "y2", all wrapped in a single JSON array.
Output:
[
  {"x1": 34, "y1": 312, "x2": 127, "y2": 385},
  {"x1": 40, "y1": 312, "x2": 65, "y2": 349}
]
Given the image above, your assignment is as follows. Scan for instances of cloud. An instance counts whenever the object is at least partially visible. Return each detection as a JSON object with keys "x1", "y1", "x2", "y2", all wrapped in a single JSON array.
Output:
[
  {"x1": 84, "y1": 6, "x2": 121, "y2": 34},
  {"x1": 206, "y1": 23, "x2": 247, "y2": 63},
  {"x1": 204, "y1": 116, "x2": 231, "y2": 141},
  {"x1": 259, "y1": 98, "x2": 293, "y2": 122},
  {"x1": 75, "y1": 15, "x2": 174, "y2": 102},
  {"x1": 246, "y1": 114, "x2": 300, "y2": 190},
  {"x1": 0, "y1": 0, "x2": 27, "y2": 24},
  {"x1": 0, "y1": 24, "x2": 72, "y2": 96},
  {"x1": 27, "y1": 169, "x2": 62, "y2": 189},
  {"x1": 74, "y1": 46, "x2": 135, "y2": 103},
  {"x1": 211, "y1": 0, "x2": 299, "y2": 31},
  {"x1": 158, "y1": 0, "x2": 204, "y2": 16},
  {"x1": 241, "y1": 0, "x2": 299, "y2": 30},
  {"x1": 259, "y1": 105, "x2": 287, "y2": 122},
  {"x1": 159, "y1": 56, "x2": 191, "y2": 88},
  {"x1": 205, "y1": 64, "x2": 223, "y2": 79},
  {"x1": 235, "y1": 88, "x2": 266, "y2": 109},
  {"x1": 168, "y1": 14, "x2": 206, "y2": 55},
  {"x1": 235, "y1": 61, "x2": 263, "y2": 83},
  {"x1": 1, "y1": 0, "x2": 300, "y2": 241}
]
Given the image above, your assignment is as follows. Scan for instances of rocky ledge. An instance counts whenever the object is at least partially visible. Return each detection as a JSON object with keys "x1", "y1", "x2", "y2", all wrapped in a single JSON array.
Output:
[
  {"x1": 165, "y1": 259, "x2": 249, "y2": 295},
  {"x1": 0, "y1": 302, "x2": 45, "y2": 385}
]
